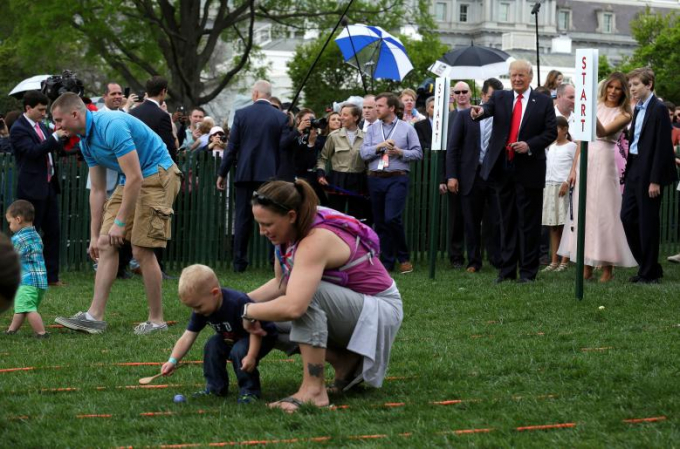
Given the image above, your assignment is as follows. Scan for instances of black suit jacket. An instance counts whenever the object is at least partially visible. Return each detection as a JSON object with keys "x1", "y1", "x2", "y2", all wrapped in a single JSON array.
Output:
[
  {"x1": 414, "y1": 117, "x2": 446, "y2": 184},
  {"x1": 479, "y1": 89, "x2": 557, "y2": 188},
  {"x1": 129, "y1": 100, "x2": 177, "y2": 161},
  {"x1": 446, "y1": 111, "x2": 481, "y2": 196},
  {"x1": 218, "y1": 100, "x2": 291, "y2": 183},
  {"x1": 626, "y1": 95, "x2": 677, "y2": 187},
  {"x1": 10, "y1": 115, "x2": 63, "y2": 200}
]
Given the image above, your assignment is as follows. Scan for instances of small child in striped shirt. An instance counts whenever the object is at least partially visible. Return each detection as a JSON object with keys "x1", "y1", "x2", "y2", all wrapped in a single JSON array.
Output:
[{"x1": 4, "y1": 200, "x2": 49, "y2": 338}]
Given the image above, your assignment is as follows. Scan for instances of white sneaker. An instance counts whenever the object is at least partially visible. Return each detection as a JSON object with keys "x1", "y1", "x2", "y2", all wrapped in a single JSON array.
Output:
[
  {"x1": 667, "y1": 254, "x2": 680, "y2": 264},
  {"x1": 134, "y1": 321, "x2": 168, "y2": 335}
]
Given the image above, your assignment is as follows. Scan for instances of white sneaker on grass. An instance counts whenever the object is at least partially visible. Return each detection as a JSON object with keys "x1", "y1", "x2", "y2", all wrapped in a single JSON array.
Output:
[
  {"x1": 55, "y1": 312, "x2": 107, "y2": 334},
  {"x1": 134, "y1": 321, "x2": 168, "y2": 335}
]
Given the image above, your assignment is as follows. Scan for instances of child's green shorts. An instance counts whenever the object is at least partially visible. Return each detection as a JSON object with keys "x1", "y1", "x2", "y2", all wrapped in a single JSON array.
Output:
[{"x1": 14, "y1": 285, "x2": 46, "y2": 313}]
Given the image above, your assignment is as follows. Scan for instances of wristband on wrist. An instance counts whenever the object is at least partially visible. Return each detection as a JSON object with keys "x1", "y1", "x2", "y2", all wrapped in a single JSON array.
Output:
[
  {"x1": 114, "y1": 218, "x2": 126, "y2": 227},
  {"x1": 241, "y1": 303, "x2": 256, "y2": 323},
  {"x1": 168, "y1": 357, "x2": 178, "y2": 365}
]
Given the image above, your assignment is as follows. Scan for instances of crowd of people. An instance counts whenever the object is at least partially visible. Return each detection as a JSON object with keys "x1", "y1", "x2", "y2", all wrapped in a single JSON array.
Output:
[{"x1": 0, "y1": 60, "x2": 679, "y2": 412}]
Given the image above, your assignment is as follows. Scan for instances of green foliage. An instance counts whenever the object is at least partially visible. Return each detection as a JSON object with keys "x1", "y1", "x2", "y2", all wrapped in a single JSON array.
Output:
[
  {"x1": 288, "y1": 18, "x2": 448, "y2": 114},
  {"x1": 0, "y1": 0, "x2": 412, "y2": 108},
  {"x1": 1, "y1": 264, "x2": 679, "y2": 446},
  {"x1": 620, "y1": 10, "x2": 680, "y2": 102},
  {"x1": 598, "y1": 54, "x2": 613, "y2": 81}
]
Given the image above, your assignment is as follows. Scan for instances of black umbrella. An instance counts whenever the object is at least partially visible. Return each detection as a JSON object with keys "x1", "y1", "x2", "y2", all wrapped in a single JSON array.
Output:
[{"x1": 429, "y1": 43, "x2": 512, "y2": 80}]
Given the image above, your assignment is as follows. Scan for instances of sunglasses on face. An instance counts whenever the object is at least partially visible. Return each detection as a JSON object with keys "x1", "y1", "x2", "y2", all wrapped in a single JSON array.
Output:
[
  {"x1": 251, "y1": 192, "x2": 291, "y2": 211},
  {"x1": 453, "y1": 90, "x2": 469, "y2": 95}
]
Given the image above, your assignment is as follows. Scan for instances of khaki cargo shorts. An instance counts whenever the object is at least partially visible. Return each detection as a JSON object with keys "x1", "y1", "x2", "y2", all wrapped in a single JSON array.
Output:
[{"x1": 101, "y1": 165, "x2": 183, "y2": 248}]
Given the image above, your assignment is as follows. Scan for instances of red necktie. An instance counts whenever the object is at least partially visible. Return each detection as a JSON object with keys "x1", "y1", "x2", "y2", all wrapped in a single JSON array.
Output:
[
  {"x1": 34, "y1": 123, "x2": 52, "y2": 182},
  {"x1": 505, "y1": 93, "x2": 523, "y2": 162}
]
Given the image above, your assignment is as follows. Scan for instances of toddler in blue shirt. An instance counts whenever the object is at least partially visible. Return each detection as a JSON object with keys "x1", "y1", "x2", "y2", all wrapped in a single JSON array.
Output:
[
  {"x1": 4, "y1": 200, "x2": 48, "y2": 338},
  {"x1": 161, "y1": 264, "x2": 277, "y2": 404}
]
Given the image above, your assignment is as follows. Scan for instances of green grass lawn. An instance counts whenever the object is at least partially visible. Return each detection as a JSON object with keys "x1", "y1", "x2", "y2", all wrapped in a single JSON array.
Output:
[{"x1": 1, "y1": 262, "x2": 679, "y2": 448}]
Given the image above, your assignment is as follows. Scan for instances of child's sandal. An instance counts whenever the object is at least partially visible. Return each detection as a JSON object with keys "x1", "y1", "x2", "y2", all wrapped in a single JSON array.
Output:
[
  {"x1": 542, "y1": 263, "x2": 559, "y2": 272},
  {"x1": 555, "y1": 263, "x2": 569, "y2": 272}
]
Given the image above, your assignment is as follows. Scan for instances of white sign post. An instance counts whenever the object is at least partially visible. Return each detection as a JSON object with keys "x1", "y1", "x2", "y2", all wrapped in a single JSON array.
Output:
[
  {"x1": 573, "y1": 49, "x2": 599, "y2": 142},
  {"x1": 573, "y1": 49, "x2": 598, "y2": 300},
  {"x1": 428, "y1": 77, "x2": 450, "y2": 279},
  {"x1": 431, "y1": 77, "x2": 450, "y2": 151}
]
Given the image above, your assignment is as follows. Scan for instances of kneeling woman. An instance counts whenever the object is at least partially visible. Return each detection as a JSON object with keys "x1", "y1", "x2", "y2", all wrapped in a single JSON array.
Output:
[{"x1": 242, "y1": 179, "x2": 403, "y2": 412}]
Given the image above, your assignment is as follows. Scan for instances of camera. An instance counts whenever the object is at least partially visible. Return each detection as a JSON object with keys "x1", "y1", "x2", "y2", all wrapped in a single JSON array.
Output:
[
  {"x1": 41, "y1": 70, "x2": 84, "y2": 101},
  {"x1": 219, "y1": 134, "x2": 227, "y2": 143},
  {"x1": 310, "y1": 117, "x2": 328, "y2": 130}
]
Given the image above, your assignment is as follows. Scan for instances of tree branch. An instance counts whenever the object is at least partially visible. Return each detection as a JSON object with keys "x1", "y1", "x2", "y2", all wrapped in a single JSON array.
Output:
[{"x1": 199, "y1": 0, "x2": 256, "y2": 104}]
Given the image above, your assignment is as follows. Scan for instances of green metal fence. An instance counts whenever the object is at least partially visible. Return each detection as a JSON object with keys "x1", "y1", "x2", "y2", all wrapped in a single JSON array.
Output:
[{"x1": 0, "y1": 152, "x2": 678, "y2": 271}]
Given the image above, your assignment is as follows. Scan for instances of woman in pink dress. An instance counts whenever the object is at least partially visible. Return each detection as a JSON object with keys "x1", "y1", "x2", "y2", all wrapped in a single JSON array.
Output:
[{"x1": 558, "y1": 72, "x2": 637, "y2": 282}]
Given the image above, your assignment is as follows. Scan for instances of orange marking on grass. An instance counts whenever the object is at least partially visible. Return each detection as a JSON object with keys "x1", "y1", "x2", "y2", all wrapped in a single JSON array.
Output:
[
  {"x1": 77, "y1": 414, "x2": 112, "y2": 418},
  {"x1": 41, "y1": 387, "x2": 79, "y2": 392},
  {"x1": 329, "y1": 404, "x2": 350, "y2": 410},
  {"x1": 140, "y1": 411, "x2": 175, "y2": 417},
  {"x1": 0, "y1": 367, "x2": 35, "y2": 373},
  {"x1": 349, "y1": 434, "x2": 387, "y2": 440},
  {"x1": 385, "y1": 376, "x2": 415, "y2": 381},
  {"x1": 623, "y1": 416, "x2": 666, "y2": 423},
  {"x1": 516, "y1": 422, "x2": 576, "y2": 431},
  {"x1": 384, "y1": 402, "x2": 405, "y2": 407},
  {"x1": 432, "y1": 399, "x2": 464, "y2": 405},
  {"x1": 453, "y1": 428, "x2": 493, "y2": 435},
  {"x1": 580, "y1": 347, "x2": 613, "y2": 352}
]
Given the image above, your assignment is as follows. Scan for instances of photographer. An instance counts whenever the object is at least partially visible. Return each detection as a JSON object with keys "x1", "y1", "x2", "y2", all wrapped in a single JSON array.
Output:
[
  {"x1": 0, "y1": 116, "x2": 11, "y2": 153},
  {"x1": 278, "y1": 109, "x2": 327, "y2": 203},
  {"x1": 206, "y1": 126, "x2": 228, "y2": 157}
]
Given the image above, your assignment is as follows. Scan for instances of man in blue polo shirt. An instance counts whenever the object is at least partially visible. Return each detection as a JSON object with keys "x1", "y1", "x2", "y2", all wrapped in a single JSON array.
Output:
[{"x1": 51, "y1": 93, "x2": 182, "y2": 335}]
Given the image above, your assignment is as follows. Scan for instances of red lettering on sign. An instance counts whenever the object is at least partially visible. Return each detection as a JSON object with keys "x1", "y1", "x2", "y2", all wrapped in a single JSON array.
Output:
[
  {"x1": 580, "y1": 90, "x2": 587, "y2": 101},
  {"x1": 581, "y1": 119, "x2": 586, "y2": 131},
  {"x1": 581, "y1": 104, "x2": 586, "y2": 115},
  {"x1": 582, "y1": 56, "x2": 587, "y2": 70},
  {"x1": 582, "y1": 72, "x2": 587, "y2": 84}
]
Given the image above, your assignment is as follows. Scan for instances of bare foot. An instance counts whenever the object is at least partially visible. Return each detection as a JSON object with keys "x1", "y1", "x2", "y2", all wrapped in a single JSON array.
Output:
[
  {"x1": 599, "y1": 266, "x2": 613, "y2": 283},
  {"x1": 584, "y1": 266, "x2": 593, "y2": 279},
  {"x1": 268, "y1": 388, "x2": 330, "y2": 413}
]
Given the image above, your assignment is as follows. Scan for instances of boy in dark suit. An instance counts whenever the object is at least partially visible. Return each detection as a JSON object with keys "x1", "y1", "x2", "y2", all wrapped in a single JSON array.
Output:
[{"x1": 621, "y1": 68, "x2": 677, "y2": 283}]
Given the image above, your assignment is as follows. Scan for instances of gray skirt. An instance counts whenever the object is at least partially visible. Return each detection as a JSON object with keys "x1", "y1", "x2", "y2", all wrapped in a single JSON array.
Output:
[{"x1": 289, "y1": 281, "x2": 403, "y2": 389}]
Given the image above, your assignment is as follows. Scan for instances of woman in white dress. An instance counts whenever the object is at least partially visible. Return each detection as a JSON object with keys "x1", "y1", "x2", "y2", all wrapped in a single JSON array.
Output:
[{"x1": 558, "y1": 72, "x2": 637, "y2": 282}]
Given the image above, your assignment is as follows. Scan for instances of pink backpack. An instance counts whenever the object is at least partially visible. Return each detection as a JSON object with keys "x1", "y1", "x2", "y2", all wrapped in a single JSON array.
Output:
[{"x1": 275, "y1": 207, "x2": 380, "y2": 286}]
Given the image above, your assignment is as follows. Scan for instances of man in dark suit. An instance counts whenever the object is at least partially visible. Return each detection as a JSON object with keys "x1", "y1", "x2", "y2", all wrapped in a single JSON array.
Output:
[
  {"x1": 447, "y1": 78, "x2": 504, "y2": 273},
  {"x1": 216, "y1": 80, "x2": 291, "y2": 272},
  {"x1": 471, "y1": 61, "x2": 557, "y2": 283},
  {"x1": 10, "y1": 90, "x2": 66, "y2": 285},
  {"x1": 129, "y1": 76, "x2": 177, "y2": 162},
  {"x1": 129, "y1": 76, "x2": 179, "y2": 279},
  {"x1": 621, "y1": 68, "x2": 677, "y2": 283},
  {"x1": 440, "y1": 82, "x2": 472, "y2": 268}
]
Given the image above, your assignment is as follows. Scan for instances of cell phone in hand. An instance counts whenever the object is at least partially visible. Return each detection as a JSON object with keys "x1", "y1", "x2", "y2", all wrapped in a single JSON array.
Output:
[
  {"x1": 124, "y1": 87, "x2": 130, "y2": 97},
  {"x1": 136, "y1": 92, "x2": 145, "y2": 102}
]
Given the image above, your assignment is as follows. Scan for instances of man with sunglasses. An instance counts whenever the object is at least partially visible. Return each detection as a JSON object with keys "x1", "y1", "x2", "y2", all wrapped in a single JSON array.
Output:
[{"x1": 442, "y1": 81, "x2": 472, "y2": 269}]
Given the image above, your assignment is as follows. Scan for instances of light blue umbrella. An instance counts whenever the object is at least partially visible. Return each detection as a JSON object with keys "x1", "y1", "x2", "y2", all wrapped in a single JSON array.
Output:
[{"x1": 335, "y1": 24, "x2": 413, "y2": 81}]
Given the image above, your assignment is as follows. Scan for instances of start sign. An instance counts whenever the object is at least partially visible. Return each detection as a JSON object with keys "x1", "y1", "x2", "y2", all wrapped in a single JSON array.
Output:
[
  {"x1": 431, "y1": 77, "x2": 450, "y2": 151},
  {"x1": 573, "y1": 49, "x2": 599, "y2": 142}
]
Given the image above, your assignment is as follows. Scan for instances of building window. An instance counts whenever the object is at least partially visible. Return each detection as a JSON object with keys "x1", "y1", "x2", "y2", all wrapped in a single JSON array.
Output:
[
  {"x1": 603, "y1": 13, "x2": 613, "y2": 33},
  {"x1": 557, "y1": 10, "x2": 570, "y2": 31},
  {"x1": 435, "y1": 2, "x2": 447, "y2": 21},
  {"x1": 459, "y1": 4, "x2": 469, "y2": 22},
  {"x1": 499, "y1": 2, "x2": 510, "y2": 22}
]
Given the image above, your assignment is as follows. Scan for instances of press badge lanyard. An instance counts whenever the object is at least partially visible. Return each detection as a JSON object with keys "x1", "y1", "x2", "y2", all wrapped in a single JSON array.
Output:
[{"x1": 377, "y1": 119, "x2": 399, "y2": 170}]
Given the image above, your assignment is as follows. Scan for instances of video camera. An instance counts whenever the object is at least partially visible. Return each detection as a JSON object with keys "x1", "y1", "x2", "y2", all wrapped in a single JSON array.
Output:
[{"x1": 41, "y1": 70, "x2": 85, "y2": 102}]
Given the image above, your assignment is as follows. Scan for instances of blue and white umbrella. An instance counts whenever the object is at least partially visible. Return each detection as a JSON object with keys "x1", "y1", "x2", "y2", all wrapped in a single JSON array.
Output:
[{"x1": 335, "y1": 24, "x2": 413, "y2": 81}]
